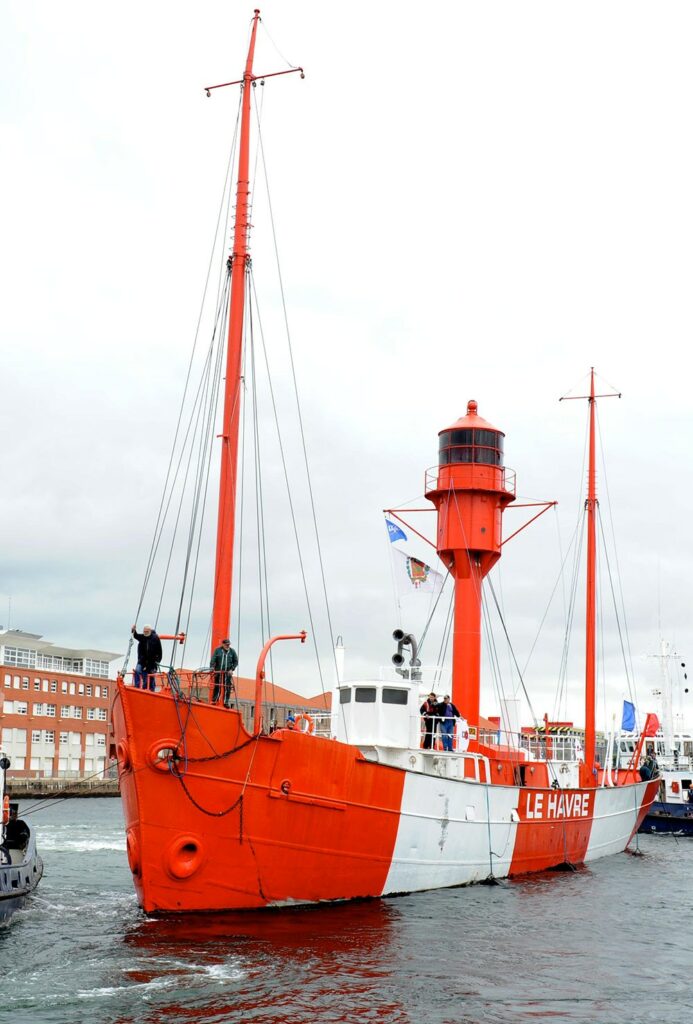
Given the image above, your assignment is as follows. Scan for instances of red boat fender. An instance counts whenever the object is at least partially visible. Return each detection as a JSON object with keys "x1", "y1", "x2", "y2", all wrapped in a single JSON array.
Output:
[
  {"x1": 672, "y1": 781, "x2": 680, "y2": 794},
  {"x1": 2, "y1": 794, "x2": 9, "y2": 825},
  {"x1": 164, "y1": 835, "x2": 205, "y2": 880},
  {"x1": 293, "y1": 714, "x2": 315, "y2": 734}
]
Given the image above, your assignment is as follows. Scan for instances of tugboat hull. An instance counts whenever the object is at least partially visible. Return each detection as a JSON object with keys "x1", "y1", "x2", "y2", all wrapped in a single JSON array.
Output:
[
  {"x1": 642, "y1": 802, "x2": 693, "y2": 836},
  {"x1": 0, "y1": 817, "x2": 43, "y2": 925}
]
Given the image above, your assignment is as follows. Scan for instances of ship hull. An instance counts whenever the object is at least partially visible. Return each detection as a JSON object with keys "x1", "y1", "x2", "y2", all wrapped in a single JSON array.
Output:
[
  {"x1": 641, "y1": 802, "x2": 693, "y2": 836},
  {"x1": 113, "y1": 683, "x2": 658, "y2": 914}
]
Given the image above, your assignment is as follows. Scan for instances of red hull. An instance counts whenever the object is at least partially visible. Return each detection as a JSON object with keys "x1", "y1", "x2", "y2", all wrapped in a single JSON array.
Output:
[{"x1": 113, "y1": 682, "x2": 658, "y2": 914}]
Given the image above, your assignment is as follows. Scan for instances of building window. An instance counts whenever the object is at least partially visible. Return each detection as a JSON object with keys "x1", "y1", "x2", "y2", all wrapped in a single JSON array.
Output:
[
  {"x1": 74, "y1": 707, "x2": 83, "y2": 719},
  {"x1": 3, "y1": 674, "x2": 10, "y2": 688},
  {"x1": 69, "y1": 683, "x2": 75, "y2": 696},
  {"x1": 78, "y1": 684, "x2": 84, "y2": 696},
  {"x1": 102, "y1": 687, "x2": 109, "y2": 700},
  {"x1": 13, "y1": 676, "x2": 20, "y2": 689},
  {"x1": 22, "y1": 677, "x2": 29, "y2": 689},
  {"x1": 45, "y1": 731, "x2": 55, "y2": 743},
  {"x1": 95, "y1": 686, "x2": 101, "y2": 698},
  {"x1": 97, "y1": 735, "x2": 106, "y2": 747},
  {"x1": 86, "y1": 684, "x2": 92, "y2": 697},
  {"x1": 46, "y1": 704, "x2": 56, "y2": 718},
  {"x1": 15, "y1": 702, "x2": 28, "y2": 715},
  {"x1": 50, "y1": 681, "x2": 57, "y2": 692},
  {"x1": 87, "y1": 708, "x2": 95, "y2": 721},
  {"x1": 31, "y1": 731, "x2": 41, "y2": 743},
  {"x1": 3, "y1": 702, "x2": 13, "y2": 714},
  {"x1": 97, "y1": 708, "x2": 107, "y2": 721},
  {"x1": 85, "y1": 734, "x2": 94, "y2": 747},
  {"x1": 60, "y1": 733, "x2": 68, "y2": 745},
  {"x1": 4, "y1": 647, "x2": 34, "y2": 668},
  {"x1": 33, "y1": 703, "x2": 44, "y2": 716},
  {"x1": 33, "y1": 678, "x2": 41, "y2": 690},
  {"x1": 60, "y1": 707, "x2": 70, "y2": 718},
  {"x1": 61, "y1": 682, "x2": 67, "y2": 694}
]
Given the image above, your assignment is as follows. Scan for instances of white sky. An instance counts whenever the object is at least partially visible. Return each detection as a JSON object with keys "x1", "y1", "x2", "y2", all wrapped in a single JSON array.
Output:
[{"x1": 1, "y1": 1, "x2": 692, "y2": 730}]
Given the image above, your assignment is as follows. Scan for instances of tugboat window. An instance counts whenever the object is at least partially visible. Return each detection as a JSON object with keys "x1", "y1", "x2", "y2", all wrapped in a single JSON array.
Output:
[
  {"x1": 382, "y1": 688, "x2": 408, "y2": 705},
  {"x1": 339, "y1": 688, "x2": 351, "y2": 704},
  {"x1": 355, "y1": 687, "x2": 377, "y2": 703}
]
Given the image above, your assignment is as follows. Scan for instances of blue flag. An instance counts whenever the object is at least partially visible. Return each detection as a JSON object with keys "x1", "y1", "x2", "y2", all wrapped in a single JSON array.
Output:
[
  {"x1": 385, "y1": 518, "x2": 407, "y2": 543},
  {"x1": 621, "y1": 700, "x2": 636, "y2": 732}
]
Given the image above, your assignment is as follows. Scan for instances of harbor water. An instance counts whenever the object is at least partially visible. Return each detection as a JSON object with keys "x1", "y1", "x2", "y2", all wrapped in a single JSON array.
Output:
[{"x1": 1, "y1": 798, "x2": 691, "y2": 1024}]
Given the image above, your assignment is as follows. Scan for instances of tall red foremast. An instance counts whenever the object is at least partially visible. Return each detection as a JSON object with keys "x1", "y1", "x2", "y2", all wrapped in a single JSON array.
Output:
[
  {"x1": 211, "y1": 10, "x2": 260, "y2": 652},
  {"x1": 208, "y1": 10, "x2": 303, "y2": 652}
]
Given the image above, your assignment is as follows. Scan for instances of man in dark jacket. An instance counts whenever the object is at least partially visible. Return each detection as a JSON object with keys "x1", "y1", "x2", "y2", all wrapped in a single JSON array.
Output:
[
  {"x1": 210, "y1": 638, "x2": 238, "y2": 708},
  {"x1": 131, "y1": 624, "x2": 163, "y2": 692},
  {"x1": 437, "y1": 694, "x2": 461, "y2": 751}
]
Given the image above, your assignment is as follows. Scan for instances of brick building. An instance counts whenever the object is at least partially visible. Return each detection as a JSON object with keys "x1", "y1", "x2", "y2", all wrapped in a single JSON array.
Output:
[{"x1": 0, "y1": 628, "x2": 120, "y2": 779}]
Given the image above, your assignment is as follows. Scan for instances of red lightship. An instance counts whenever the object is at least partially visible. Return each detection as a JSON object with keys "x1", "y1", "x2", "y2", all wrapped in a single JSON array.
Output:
[{"x1": 112, "y1": 11, "x2": 658, "y2": 914}]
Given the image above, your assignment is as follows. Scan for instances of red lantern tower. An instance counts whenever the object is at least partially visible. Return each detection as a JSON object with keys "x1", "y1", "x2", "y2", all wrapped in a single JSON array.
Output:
[{"x1": 425, "y1": 401, "x2": 515, "y2": 740}]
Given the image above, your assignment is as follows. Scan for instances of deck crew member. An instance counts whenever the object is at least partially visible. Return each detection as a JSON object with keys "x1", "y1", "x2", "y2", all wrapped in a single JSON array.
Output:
[
  {"x1": 438, "y1": 695, "x2": 461, "y2": 752},
  {"x1": 131, "y1": 624, "x2": 163, "y2": 692},
  {"x1": 420, "y1": 692, "x2": 439, "y2": 750},
  {"x1": 210, "y1": 638, "x2": 238, "y2": 708}
]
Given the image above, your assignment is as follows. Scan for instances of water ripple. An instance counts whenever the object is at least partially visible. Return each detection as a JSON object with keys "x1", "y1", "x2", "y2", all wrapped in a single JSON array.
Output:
[{"x1": 0, "y1": 800, "x2": 691, "y2": 1023}]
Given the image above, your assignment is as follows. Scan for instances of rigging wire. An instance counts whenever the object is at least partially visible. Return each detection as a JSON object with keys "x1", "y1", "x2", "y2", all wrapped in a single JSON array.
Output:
[
  {"x1": 130, "y1": 100, "x2": 242, "y2": 647},
  {"x1": 596, "y1": 409, "x2": 638, "y2": 707},
  {"x1": 248, "y1": 269, "x2": 328, "y2": 698},
  {"x1": 254, "y1": 96, "x2": 339, "y2": 689}
]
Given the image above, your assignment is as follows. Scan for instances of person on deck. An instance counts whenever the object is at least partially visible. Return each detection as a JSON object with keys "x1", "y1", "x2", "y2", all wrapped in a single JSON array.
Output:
[
  {"x1": 639, "y1": 752, "x2": 659, "y2": 782},
  {"x1": 437, "y1": 694, "x2": 461, "y2": 752},
  {"x1": 420, "y1": 692, "x2": 439, "y2": 750},
  {"x1": 131, "y1": 624, "x2": 163, "y2": 692},
  {"x1": 210, "y1": 638, "x2": 238, "y2": 708}
]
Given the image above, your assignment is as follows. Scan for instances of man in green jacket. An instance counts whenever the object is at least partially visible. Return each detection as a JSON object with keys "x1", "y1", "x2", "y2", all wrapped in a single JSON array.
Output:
[{"x1": 210, "y1": 638, "x2": 238, "y2": 708}]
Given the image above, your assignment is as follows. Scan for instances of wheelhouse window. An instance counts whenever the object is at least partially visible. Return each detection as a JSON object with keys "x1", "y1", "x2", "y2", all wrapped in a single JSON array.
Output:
[
  {"x1": 382, "y1": 688, "x2": 408, "y2": 705},
  {"x1": 438, "y1": 428, "x2": 504, "y2": 467},
  {"x1": 339, "y1": 688, "x2": 352, "y2": 704},
  {"x1": 354, "y1": 687, "x2": 376, "y2": 703}
]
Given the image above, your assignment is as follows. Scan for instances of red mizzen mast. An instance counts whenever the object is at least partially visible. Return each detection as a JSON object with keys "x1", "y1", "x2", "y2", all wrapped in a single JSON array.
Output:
[
  {"x1": 207, "y1": 11, "x2": 303, "y2": 652},
  {"x1": 561, "y1": 368, "x2": 620, "y2": 785}
]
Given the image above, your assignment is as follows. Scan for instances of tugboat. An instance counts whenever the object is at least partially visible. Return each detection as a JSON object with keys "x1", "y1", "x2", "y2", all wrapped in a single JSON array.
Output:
[
  {"x1": 0, "y1": 754, "x2": 43, "y2": 923},
  {"x1": 111, "y1": 10, "x2": 659, "y2": 914}
]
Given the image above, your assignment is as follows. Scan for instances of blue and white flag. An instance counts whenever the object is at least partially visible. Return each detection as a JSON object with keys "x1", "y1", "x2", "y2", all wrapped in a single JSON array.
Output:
[
  {"x1": 385, "y1": 518, "x2": 408, "y2": 543},
  {"x1": 621, "y1": 700, "x2": 636, "y2": 732}
]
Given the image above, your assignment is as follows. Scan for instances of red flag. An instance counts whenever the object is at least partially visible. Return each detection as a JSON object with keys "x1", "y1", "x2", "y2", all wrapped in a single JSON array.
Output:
[{"x1": 642, "y1": 712, "x2": 660, "y2": 737}]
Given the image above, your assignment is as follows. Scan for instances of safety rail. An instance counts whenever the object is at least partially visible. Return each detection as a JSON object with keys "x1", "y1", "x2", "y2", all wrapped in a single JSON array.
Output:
[
  {"x1": 424, "y1": 464, "x2": 516, "y2": 497},
  {"x1": 119, "y1": 668, "x2": 242, "y2": 708},
  {"x1": 521, "y1": 736, "x2": 583, "y2": 762},
  {"x1": 417, "y1": 715, "x2": 470, "y2": 753},
  {"x1": 274, "y1": 711, "x2": 332, "y2": 738},
  {"x1": 378, "y1": 665, "x2": 452, "y2": 687}
]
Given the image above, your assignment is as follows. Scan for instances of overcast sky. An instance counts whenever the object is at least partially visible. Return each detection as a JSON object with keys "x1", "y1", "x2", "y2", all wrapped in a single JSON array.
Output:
[{"x1": 2, "y1": 1, "x2": 692, "y2": 730}]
